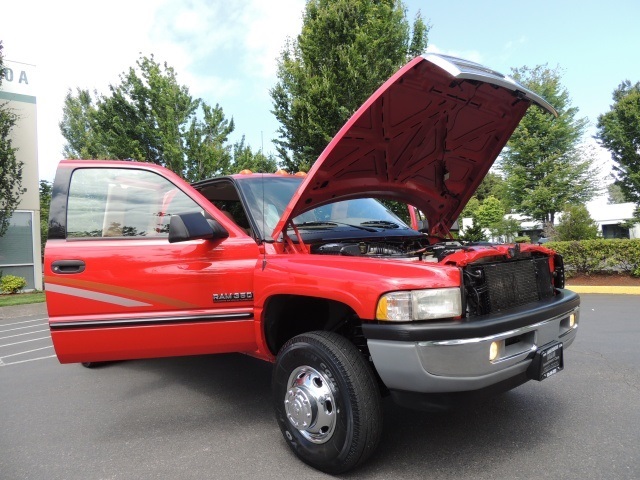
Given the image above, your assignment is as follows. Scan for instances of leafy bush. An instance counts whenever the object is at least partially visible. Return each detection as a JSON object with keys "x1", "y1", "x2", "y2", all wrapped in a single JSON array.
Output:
[
  {"x1": 514, "y1": 236, "x2": 531, "y2": 243},
  {"x1": 547, "y1": 239, "x2": 640, "y2": 276},
  {"x1": 1, "y1": 275, "x2": 27, "y2": 294}
]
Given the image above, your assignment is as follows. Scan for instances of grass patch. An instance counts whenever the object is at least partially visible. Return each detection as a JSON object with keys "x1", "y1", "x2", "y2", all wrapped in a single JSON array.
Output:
[{"x1": 0, "y1": 291, "x2": 46, "y2": 307}]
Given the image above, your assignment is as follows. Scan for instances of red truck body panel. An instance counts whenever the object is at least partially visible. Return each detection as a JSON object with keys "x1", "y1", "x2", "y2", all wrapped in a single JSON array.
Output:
[
  {"x1": 43, "y1": 53, "x2": 579, "y2": 474},
  {"x1": 42, "y1": 52, "x2": 571, "y2": 370}
]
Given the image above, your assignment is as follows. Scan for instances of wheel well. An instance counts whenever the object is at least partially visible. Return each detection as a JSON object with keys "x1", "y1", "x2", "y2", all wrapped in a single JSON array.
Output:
[{"x1": 263, "y1": 295, "x2": 365, "y2": 356}]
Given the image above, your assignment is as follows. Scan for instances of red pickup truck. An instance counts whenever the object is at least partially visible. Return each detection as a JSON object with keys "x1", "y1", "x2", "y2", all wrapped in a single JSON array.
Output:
[{"x1": 45, "y1": 54, "x2": 579, "y2": 474}]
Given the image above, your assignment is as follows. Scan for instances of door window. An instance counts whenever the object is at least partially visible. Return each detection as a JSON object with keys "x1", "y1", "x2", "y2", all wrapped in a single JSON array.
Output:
[{"x1": 67, "y1": 168, "x2": 201, "y2": 238}]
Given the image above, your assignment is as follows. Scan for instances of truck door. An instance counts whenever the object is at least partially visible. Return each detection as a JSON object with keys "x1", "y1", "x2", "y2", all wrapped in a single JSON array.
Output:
[{"x1": 45, "y1": 163, "x2": 259, "y2": 363}]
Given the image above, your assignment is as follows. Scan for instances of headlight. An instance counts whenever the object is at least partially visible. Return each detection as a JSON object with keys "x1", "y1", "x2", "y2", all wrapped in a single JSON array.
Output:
[{"x1": 376, "y1": 288, "x2": 462, "y2": 321}]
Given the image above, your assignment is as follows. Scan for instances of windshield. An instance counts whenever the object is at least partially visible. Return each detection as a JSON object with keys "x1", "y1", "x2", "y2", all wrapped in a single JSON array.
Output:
[{"x1": 237, "y1": 177, "x2": 409, "y2": 239}]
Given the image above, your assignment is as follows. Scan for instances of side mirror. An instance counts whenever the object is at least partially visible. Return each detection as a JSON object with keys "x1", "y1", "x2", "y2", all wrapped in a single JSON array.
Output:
[{"x1": 168, "y1": 212, "x2": 229, "y2": 243}]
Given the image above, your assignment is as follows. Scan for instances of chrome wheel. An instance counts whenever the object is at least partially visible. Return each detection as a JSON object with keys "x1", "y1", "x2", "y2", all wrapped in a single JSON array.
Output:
[
  {"x1": 285, "y1": 365, "x2": 336, "y2": 444},
  {"x1": 273, "y1": 331, "x2": 382, "y2": 473}
]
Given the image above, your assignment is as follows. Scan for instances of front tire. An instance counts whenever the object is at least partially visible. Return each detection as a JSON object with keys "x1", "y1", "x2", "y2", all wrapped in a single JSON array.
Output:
[{"x1": 272, "y1": 331, "x2": 382, "y2": 474}]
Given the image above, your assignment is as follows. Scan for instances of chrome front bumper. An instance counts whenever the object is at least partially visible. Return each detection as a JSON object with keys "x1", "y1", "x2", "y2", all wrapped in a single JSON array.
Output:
[{"x1": 363, "y1": 289, "x2": 580, "y2": 394}]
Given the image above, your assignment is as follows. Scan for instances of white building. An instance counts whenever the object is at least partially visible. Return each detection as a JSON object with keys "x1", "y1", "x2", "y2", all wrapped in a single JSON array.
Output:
[
  {"x1": 0, "y1": 59, "x2": 42, "y2": 290},
  {"x1": 459, "y1": 200, "x2": 640, "y2": 243},
  {"x1": 585, "y1": 201, "x2": 640, "y2": 239}
]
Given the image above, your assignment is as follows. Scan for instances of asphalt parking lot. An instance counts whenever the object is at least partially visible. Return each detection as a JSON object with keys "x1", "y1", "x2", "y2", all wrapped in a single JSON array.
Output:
[
  {"x1": 1, "y1": 294, "x2": 639, "y2": 479},
  {"x1": 0, "y1": 310, "x2": 54, "y2": 367}
]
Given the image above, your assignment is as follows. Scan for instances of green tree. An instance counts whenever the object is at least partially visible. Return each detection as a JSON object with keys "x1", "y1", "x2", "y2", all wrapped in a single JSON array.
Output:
[
  {"x1": 460, "y1": 172, "x2": 508, "y2": 224},
  {"x1": 459, "y1": 219, "x2": 487, "y2": 242},
  {"x1": 182, "y1": 102, "x2": 235, "y2": 182},
  {"x1": 0, "y1": 41, "x2": 26, "y2": 237},
  {"x1": 474, "y1": 196, "x2": 505, "y2": 233},
  {"x1": 596, "y1": 80, "x2": 640, "y2": 204},
  {"x1": 501, "y1": 217, "x2": 522, "y2": 242},
  {"x1": 555, "y1": 204, "x2": 599, "y2": 241},
  {"x1": 60, "y1": 55, "x2": 235, "y2": 181},
  {"x1": 460, "y1": 196, "x2": 481, "y2": 220},
  {"x1": 60, "y1": 88, "x2": 106, "y2": 159},
  {"x1": 474, "y1": 172, "x2": 506, "y2": 204},
  {"x1": 499, "y1": 65, "x2": 598, "y2": 228},
  {"x1": 469, "y1": 195, "x2": 521, "y2": 241},
  {"x1": 619, "y1": 205, "x2": 640, "y2": 232},
  {"x1": 232, "y1": 136, "x2": 278, "y2": 173},
  {"x1": 473, "y1": 195, "x2": 521, "y2": 240},
  {"x1": 39, "y1": 180, "x2": 51, "y2": 250},
  {"x1": 271, "y1": 0, "x2": 429, "y2": 172},
  {"x1": 606, "y1": 182, "x2": 628, "y2": 204}
]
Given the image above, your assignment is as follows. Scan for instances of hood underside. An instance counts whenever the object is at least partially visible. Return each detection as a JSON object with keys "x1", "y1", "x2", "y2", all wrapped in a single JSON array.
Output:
[{"x1": 273, "y1": 54, "x2": 556, "y2": 239}]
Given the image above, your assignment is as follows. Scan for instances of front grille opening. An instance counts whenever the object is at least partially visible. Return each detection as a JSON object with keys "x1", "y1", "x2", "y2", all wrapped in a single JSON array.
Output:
[
  {"x1": 464, "y1": 257, "x2": 555, "y2": 317},
  {"x1": 505, "y1": 335, "x2": 523, "y2": 347},
  {"x1": 503, "y1": 331, "x2": 535, "y2": 358}
]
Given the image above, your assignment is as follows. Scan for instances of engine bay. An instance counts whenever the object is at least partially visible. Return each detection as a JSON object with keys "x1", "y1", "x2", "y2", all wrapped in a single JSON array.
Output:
[{"x1": 310, "y1": 237, "x2": 473, "y2": 262}]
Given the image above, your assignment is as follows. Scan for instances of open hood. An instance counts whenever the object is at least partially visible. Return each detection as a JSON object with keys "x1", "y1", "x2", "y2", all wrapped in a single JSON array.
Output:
[{"x1": 272, "y1": 54, "x2": 556, "y2": 239}]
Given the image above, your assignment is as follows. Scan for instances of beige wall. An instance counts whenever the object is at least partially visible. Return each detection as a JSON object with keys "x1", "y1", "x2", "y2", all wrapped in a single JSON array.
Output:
[
  {"x1": 1, "y1": 59, "x2": 42, "y2": 289},
  {"x1": 7, "y1": 100, "x2": 40, "y2": 210}
]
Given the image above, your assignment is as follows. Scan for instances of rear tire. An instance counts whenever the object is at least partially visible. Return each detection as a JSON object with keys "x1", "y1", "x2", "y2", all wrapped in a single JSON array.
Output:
[
  {"x1": 80, "y1": 362, "x2": 104, "y2": 368},
  {"x1": 272, "y1": 331, "x2": 382, "y2": 474}
]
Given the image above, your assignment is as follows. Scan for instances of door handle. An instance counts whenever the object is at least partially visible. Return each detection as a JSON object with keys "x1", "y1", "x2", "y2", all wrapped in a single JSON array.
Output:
[{"x1": 51, "y1": 260, "x2": 86, "y2": 274}]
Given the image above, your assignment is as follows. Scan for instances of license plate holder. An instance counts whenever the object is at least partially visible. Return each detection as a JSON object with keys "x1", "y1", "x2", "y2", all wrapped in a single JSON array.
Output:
[{"x1": 527, "y1": 341, "x2": 564, "y2": 381}]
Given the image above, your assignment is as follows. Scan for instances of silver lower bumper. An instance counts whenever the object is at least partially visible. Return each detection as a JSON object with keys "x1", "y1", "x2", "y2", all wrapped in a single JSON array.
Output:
[{"x1": 368, "y1": 307, "x2": 579, "y2": 394}]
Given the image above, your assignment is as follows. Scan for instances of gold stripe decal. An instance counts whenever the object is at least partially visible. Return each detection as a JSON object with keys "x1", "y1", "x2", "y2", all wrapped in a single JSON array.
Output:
[
  {"x1": 46, "y1": 283, "x2": 152, "y2": 307},
  {"x1": 44, "y1": 276, "x2": 197, "y2": 308}
]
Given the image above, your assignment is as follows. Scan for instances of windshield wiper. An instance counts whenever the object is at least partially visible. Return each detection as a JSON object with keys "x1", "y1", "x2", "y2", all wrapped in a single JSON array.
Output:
[
  {"x1": 360, "y1": 220, "x2": 402, "y2": 229},
  {"x1": 293, "y1": 221, "x2": 378, "y2": 232}
]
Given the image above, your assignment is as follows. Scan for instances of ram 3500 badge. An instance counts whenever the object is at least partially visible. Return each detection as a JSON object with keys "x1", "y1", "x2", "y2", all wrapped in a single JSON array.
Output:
[{"x1": 45, "y1": 54, "x2": 579, "y2": 474}]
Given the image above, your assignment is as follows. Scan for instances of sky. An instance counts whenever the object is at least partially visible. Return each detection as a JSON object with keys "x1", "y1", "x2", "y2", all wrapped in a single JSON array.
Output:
[{"x1": 2, "y1": 0, "x2": 639, "y2": 185}]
